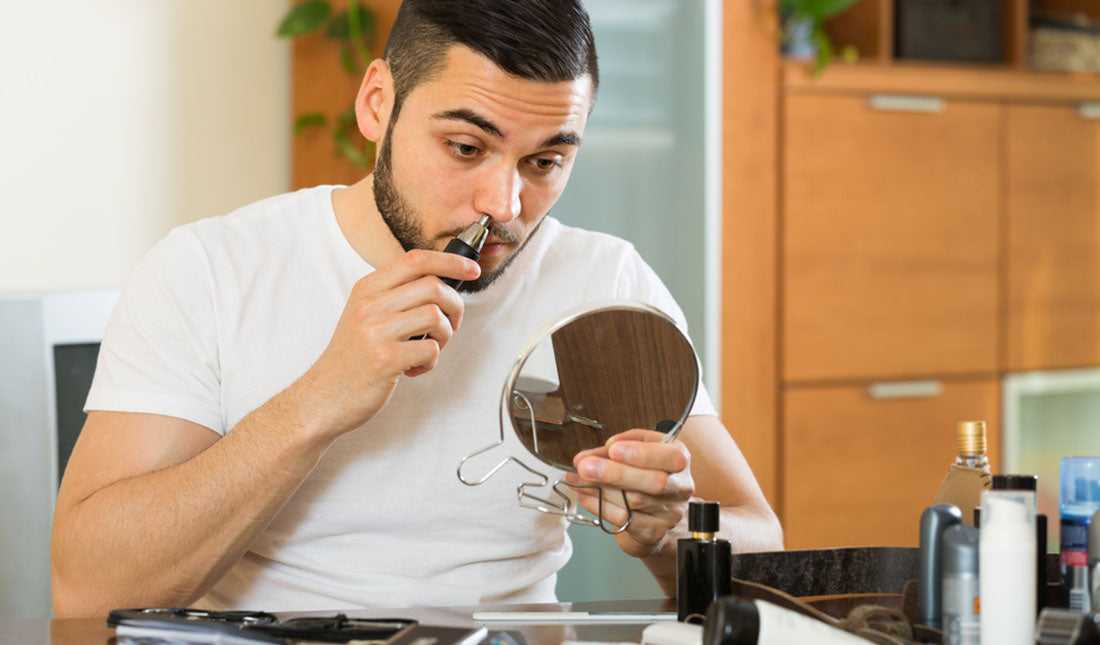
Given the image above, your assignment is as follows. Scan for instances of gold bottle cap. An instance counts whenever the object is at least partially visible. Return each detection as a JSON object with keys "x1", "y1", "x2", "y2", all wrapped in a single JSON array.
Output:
[{"x1": 957, "y1": 420, "x2": 987, "y2": 457}]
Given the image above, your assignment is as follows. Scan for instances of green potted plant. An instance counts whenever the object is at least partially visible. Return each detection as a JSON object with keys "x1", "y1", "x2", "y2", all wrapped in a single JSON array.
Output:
[
  {"x1": 780, "y1": 0, "x2": 858, "y2": 74},
  {"x1": 277, "y1": 0, "x2": 377, "y2": 167}
]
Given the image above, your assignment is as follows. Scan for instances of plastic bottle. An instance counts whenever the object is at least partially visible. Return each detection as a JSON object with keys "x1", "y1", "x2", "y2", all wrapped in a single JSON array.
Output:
[
  {"x1": 942, "y1": 524, "x2": 981, "y2": 645},
  {"x1": 1061, "y1": 457, "x2": 1100, "y2": 612},
  {"x1": 980, "y1": 490, "x2": 1037, "y2": 645},
  {"x1": 920, "y1": 503, "x2": 963, "y2": 629}
]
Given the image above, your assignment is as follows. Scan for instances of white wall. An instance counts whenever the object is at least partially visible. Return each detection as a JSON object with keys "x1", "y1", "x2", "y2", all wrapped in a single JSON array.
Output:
[{"x1": 0, "y1": 0, "x2": 291, "y2": 293}]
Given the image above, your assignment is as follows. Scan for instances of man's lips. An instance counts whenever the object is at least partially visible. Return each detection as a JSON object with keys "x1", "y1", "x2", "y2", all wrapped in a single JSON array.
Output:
[{"x1": 479, "y1": 240, "x2": 511, "y2": 258}]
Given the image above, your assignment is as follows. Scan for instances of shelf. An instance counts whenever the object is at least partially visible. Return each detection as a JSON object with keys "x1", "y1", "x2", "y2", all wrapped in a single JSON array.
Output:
[{"x1": 783, "y1": 59, "x2": 1100, "y2": 102}]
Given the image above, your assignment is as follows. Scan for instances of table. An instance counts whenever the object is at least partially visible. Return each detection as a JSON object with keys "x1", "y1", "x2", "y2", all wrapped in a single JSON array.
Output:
[{"x1": 0, "y1": 598, "x2": 677, "y2": 645}]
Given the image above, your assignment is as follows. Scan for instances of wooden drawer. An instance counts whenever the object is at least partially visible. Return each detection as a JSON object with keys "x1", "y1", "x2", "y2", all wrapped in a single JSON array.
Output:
[
  {"x1": 782, "y1": 378, "x2": 1001, "y2": 549},
  {"x1": 1006, "y1": 103, "x2": 1100, "y2": 371},
  {"x1": 783, "y1": 94, "x2": 1000, "y2": 381}
]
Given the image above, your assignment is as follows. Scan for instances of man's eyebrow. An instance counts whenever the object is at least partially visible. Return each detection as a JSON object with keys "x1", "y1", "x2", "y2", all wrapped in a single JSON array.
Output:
[
  {"x1": 540, "y1": 132, "x2": 582, "y2": 148},
  {"x1": 432, "y1": 109, "x2": 503, "y2": 138}
]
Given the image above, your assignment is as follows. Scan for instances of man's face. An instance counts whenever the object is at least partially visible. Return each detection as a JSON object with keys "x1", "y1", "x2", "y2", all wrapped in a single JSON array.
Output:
[{"x1": 373, "y1": 46, "x2": 593, "y2": 291}]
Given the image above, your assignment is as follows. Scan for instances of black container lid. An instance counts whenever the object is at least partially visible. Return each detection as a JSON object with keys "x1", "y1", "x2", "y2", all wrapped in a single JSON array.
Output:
[
  {"x1": 992, "y1": 474, "x2": 1038, "y2": 491},
  {"x1": 689, "y1": 501, "x2": 721, "y2": 533}
]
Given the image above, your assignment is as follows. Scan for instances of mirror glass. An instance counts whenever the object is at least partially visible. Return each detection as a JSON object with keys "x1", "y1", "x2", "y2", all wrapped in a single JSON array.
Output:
[{"x1": 507, "y1": 303, "x2": 699, "y2": 470}]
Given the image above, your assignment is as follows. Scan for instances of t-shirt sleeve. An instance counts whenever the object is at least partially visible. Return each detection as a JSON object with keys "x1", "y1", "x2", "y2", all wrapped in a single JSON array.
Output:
[
  {"x1": 614, "y1": 247, "x2": 718, "y2": 419},
  {"x1": 85, "y1": 226, "x2": 224, "y2": 433}
]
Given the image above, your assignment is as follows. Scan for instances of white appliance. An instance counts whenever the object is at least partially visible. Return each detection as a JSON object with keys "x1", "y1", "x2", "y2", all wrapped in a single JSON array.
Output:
[{"x1": 0, "y1": 289, "x2": 119, "y2": 619}]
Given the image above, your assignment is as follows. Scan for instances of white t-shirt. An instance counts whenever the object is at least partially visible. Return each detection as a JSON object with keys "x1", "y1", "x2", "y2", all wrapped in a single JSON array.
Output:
[{"x1": 87, "y1": 185, "x2": 717, "y2": 611}]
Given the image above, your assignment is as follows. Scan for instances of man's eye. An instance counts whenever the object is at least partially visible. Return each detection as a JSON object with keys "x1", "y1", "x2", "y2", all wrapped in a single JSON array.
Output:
[
  {"x1": 532, "y1": 158, "x2": 562, "y2": 172},
  {"x1": 447, "y1": 141, "x2": 480, "y2": 158}
]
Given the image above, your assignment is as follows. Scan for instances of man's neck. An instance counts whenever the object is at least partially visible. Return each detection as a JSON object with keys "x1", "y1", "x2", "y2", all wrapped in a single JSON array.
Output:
[{"x1": 331, "y1": 176, "x2": 405, "y2": 269}]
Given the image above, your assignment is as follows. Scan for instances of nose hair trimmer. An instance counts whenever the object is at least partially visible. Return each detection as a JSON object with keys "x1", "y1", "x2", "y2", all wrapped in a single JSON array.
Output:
[
  {"x1": 413, "y1": 215, "x2": 490, "y2": 341},
  {"x1": 440, "y1": 214, "x2": 491, "y2": 289}
]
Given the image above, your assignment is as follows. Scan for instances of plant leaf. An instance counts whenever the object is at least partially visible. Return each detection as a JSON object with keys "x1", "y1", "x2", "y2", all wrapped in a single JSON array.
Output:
[
  {"x1": 294, "y1": 113, "x2": 328, "y2": 134},
  {"x1": 346, "y1": 2, "x2": 373, "y2": 70},
  {"x1": 802, "y1": 0, "x2": 858, "y2": 19},
  {"x1": 333, "y1": 129, "x2": 370, "y2": 168},
  {"x1": 811, "y1": 23, "x2": 834, "y2": 76},
  {"x1": 339, "y1": 42, "x2": 357, "y2": 75},
  {"x1": 276, "y1": 0, "x2": 331, "y2": 38},
  {"x1": 336, "y1": 106, "x2": 357, "y2": 128}
]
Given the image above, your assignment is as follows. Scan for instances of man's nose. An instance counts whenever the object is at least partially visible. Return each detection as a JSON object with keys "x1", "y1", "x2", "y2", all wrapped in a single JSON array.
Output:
[{"x1": 473, "y1": 164, "x2": 521, "y2": 223}]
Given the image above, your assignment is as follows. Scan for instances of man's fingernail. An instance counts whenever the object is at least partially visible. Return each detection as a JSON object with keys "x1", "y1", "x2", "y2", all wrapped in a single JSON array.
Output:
[
  {"x1": 579, "y1": 459, "x2": 602, "y2": 479},
  {"x1": 610, "y1": 443, "x2": 634, "y2": 461}
]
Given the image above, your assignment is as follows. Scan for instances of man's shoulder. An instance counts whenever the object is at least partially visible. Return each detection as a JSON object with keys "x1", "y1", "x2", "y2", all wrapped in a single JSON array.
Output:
[
  {"x1": 538, "y1": 217, "x2": 640, "y2": 265},
  {"x1": 183, "y1": 185, "x2": 339, "y2": 241},
  {"x1": 138, "y1": 185, "x2": 342, "y2": 281}
]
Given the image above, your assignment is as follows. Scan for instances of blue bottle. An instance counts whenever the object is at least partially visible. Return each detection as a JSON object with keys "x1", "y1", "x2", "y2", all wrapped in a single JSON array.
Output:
[{"x1": 1060, "y1": 457, "x2": 1100, "y2": 612}]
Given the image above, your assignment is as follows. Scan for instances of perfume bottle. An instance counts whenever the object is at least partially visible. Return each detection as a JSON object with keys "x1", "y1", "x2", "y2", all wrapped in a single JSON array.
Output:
[
  {"x1": 677, "y1": 501, "x2": 731, "y2": 622},
  {"x1": 955, "y1": 420, "x2": 990, "y2": 470},
  {"x1": 934, "y1": 420, "x2": 992, "y2": 527}
]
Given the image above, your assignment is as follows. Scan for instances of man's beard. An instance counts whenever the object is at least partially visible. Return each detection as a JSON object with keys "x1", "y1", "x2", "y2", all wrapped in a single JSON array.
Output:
[{"x1": 372, "y1": 121, "x2": 540, "y2": 293}]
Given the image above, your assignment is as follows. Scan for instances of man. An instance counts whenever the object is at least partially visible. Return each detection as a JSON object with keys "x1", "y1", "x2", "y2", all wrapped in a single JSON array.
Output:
[{"x1": 50, "y1": 0, "x2": 782, "y2": 617}]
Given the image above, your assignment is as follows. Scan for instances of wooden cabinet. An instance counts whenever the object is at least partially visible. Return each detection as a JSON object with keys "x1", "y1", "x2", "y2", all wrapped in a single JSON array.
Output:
[
  {"x1": 720, "y1": 5, "x2": 1100, "y2": 548},
  {"x1": 783, "y1": 379, "x2": 1001, "y2": 549},
  {"x1": 783, "y1": 94, "x2": 1000, "y2": 382},
  {"x1": 1006, "y1": 104, "x2": 1100, "y2": 370}
]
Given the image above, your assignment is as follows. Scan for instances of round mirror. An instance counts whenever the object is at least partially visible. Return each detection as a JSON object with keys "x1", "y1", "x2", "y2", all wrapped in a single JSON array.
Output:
[{"x1": 506, "y1": 302, "x2": 699, "y2": 471}]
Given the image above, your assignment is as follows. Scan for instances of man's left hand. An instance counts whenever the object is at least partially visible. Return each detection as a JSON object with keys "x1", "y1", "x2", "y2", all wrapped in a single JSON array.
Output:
[{"x1": 565, "y1": 429, "x2": 695, "y2": 558}]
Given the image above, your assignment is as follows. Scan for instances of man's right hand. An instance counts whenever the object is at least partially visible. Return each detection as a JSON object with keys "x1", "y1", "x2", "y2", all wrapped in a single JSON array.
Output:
[
  {"x1": 291, "y1": 248, "x2": 481, "y2": 441},
  {"x1": 51, "y1": 248, "x2": 480, "y2": 617}
]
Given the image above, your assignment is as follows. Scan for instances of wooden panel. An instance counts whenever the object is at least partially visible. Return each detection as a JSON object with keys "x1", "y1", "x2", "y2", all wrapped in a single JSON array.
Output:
[
  {"x1": 825, "y1": 0, "x2": 889, "y2": 61},
  {"x1": 721, "y1": 0, "x2": 781, "y2": 508},
  {"x1": 1004, "y1": 0, "x2": 1028, "y2": 67},
  {"x1": 1035, "y1": 0, "x2": 1100, "y2": 22},
  {"x1": 784, "y1": 59, "x2": 1100, "y2": 103},
  {"x1": 1005, "y1": 103, "x2": 1100, "y2": 370},
  {"x1": 782, "y1": 379, "x2": 1001, "y2": 549},
  {"x1": 783, "y1": 94, "x2": 1000, "y2": 381},
  {"x1": 291, "y1": 0, "x2": 402, "y2": 190}
]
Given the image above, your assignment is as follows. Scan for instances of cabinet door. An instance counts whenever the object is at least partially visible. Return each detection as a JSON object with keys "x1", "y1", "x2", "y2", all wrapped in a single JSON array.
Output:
[
  {"x1": 783, "y1": 94, "x2": 1000, "y2": 382},
  {"x1": 782, "y1": 379, "x2": 1000, "y2": 549},
  {"x1": 1006, "y1": 104, "x2": 1100, "y2": 371}
]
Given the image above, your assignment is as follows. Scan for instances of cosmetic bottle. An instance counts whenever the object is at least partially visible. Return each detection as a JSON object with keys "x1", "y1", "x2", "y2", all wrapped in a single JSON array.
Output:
[
  {"x1": 934, "y1": 421, "x2": 992, "y2": 527},
  {"x1": 978, "y1": 473, "x2": 1046, "y2": 615},
  {"x1": 1061, "y1": 457, "x2": 1100, "y2": 612},
  {"x1": 702, "y1": 597, "x2": 868, "y2": 645},
  {"x1": 920, "y1": 503, "x2": 963, "y2": 629},
  {"x1": 980, "y1": 490, "x2": 1037, "y2": 645},
  {"x1": 956, "y1": 421, "x2": 990, "y2": 470},
  {"x1": 1089, "y1": 507, "x2": 1100, "y2": 614},
  {"x1": 677, "y1": 501, "x2": 730, "y2": 622},
  {"x1": 942, "y1": 524, "x2": 981, "y2": 645}
]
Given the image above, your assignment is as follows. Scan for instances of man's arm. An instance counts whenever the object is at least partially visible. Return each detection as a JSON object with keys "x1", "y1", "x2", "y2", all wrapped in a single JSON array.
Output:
[
  {"x1": 567, "y1": 415, "x2": 783, "y2": 597},
  {"x1": 50, "y1": 250, "x2": 480, "y2": 617}
]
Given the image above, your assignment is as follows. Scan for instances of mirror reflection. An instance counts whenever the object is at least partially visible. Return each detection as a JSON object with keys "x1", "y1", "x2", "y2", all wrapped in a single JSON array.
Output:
[{"x1": 508, "y1": 304, "x2": 699, "y2": 472}]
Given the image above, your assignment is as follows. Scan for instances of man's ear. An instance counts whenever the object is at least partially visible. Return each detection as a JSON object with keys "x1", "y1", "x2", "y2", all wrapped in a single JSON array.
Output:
[{"x1": 355, "y1": 59, "x2": 393, "y2": 143}]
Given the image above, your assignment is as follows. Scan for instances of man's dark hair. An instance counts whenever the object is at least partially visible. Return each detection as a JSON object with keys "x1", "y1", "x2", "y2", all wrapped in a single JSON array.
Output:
[{"x1": 383, "y1": 0, "x2": 598, "y2": 121}]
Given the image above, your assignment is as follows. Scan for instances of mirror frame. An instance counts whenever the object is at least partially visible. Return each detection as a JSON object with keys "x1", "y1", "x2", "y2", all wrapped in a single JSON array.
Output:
[{"x1": 457, "y1": 300, "x2": 700, "y2": 534}]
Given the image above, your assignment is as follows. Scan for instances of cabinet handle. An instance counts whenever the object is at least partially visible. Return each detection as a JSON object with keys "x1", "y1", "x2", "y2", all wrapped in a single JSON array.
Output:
[
  {"x1": 869, "y1": 94, "x2": 945, "y2": 114},
  {"x1": 1079, "y1": 103, "x2": 1100, "y2": 120},
  {"x1": 867, "y1": 380, "x2": 944, "y2": 400}
]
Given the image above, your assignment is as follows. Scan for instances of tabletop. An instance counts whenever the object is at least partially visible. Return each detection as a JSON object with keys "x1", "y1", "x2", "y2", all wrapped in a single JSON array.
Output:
[{"x1": 0, "y1": 598, "x2": 678, "y2": 645}]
